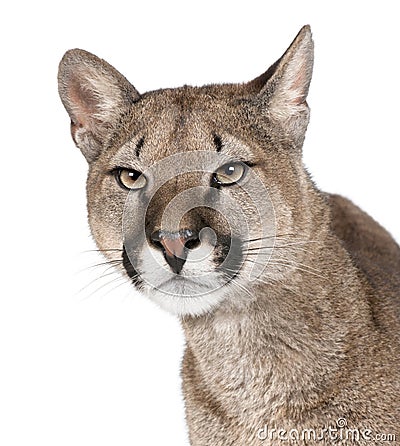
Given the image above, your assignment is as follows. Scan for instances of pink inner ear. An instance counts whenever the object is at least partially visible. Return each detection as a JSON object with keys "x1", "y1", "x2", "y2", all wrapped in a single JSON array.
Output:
[
  {"x1": 290, "y1": 61, "x2": 308, "y2": 105},
  {"x1": 68, "y1": 76, "x2": 99, "y2": 128},
  {"x1": 70, "y1": 120, "x2": 83, "y2": 145}
]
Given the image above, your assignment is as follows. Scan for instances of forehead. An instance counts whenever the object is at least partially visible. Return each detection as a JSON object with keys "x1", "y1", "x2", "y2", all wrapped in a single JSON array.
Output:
[{"x1": 107, "y1": 87, "x2": 259, "y2": 169}]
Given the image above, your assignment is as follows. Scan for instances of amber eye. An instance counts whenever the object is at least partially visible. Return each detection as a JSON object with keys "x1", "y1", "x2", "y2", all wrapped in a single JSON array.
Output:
[
  {"x1": 115, "y1": 168, "x2": 147, "y2": 190},
  {"x1": 213, "y1": 162, "x2": 246, "y2": 186}
]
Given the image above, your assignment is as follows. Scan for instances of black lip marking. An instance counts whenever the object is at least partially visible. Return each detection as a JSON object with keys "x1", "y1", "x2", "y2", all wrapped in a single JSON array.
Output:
[
  {"x1": 122, "y1": 246, "x2": 143, "y2": 288},
  {"x1": 215, "y1": 235, "x2": 244, "y2": 280},
  {"x1": 163, "y1": 251, "x2": 187, "y2": 275}
]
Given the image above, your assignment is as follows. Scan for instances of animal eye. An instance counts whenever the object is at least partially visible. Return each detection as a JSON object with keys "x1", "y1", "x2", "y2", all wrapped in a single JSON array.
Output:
[
  {"x1": 115, "y1": 168, "x2": 147, "y2": 190},
  {"x1": 213, "y1": 162, "x2": 246, "y2": 186}
]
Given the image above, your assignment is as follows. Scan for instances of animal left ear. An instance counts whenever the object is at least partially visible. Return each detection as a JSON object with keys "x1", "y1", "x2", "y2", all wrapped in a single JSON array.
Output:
[{"x1": 248, "y1": 25, "x2": 314, "y2": 147}]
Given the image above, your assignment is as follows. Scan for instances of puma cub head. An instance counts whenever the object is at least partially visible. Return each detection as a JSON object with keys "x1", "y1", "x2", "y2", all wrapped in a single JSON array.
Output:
[{"x1": 58, "y1": 27, "x2": 315, "y2": 316}]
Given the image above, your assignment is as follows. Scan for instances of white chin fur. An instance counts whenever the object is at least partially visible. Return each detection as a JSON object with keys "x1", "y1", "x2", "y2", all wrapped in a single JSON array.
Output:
[
  {"x1": 138, "y1": 246, "x2": 229, "y2": 316},
  {"x1": 143, "y1": 281, "x2": 228, "y2": 317}
]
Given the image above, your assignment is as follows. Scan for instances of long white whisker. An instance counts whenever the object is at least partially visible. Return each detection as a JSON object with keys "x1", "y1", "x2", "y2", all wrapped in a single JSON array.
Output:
[
  {"x1": 78, "y1": 266, "x2": 123, "y2": 295},
  {"x1": 78, "y1": 274, "x2": 126, "y2": 302},
  {"x1": 245, "y1": 258, "x2": 328, "y2": 281},
  {"x1": 229, "y1": 278, "x2": 254, "y2": 300}
]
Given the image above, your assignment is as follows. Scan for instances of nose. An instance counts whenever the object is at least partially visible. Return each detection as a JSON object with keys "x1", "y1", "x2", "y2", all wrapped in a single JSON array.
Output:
[{"x1": 150, "y1": 229, "x2": 200, "y2": 274}]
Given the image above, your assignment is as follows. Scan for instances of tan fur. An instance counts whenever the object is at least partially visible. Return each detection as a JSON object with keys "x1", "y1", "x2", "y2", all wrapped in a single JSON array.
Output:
[{"x1": 58, "y1": 26, "x2": 400, "y2": 444}]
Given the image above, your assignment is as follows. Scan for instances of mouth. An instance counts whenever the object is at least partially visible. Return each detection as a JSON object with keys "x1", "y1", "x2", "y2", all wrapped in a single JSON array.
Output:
[
  {"x1": 121, "y1": 233, "x2": 245, "y2": 299},
  {"x1": 121, "y1": 238, "x2": 247, "y2": 315},
  {"x1": 148, "y1": 269, "x2": 228, "y2": 298},
  {"x1": 157, "y1": 275, "x2": 214, "y2": 289},
  {"x1": 122, "y1": 244, "x2": 215, "y2": 293}
]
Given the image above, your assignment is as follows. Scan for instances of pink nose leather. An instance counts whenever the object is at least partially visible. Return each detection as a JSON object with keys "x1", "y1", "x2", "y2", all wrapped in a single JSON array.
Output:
[{"x1": 160, "y1": 237, "x2": 186, "y2": 259}]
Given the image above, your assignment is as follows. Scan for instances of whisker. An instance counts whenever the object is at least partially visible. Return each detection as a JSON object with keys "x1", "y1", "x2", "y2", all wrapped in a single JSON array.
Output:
[
  {"x1": 245, "y1": 258, "x2": 328, "y2": 281},
  {"x1": 250, "y1": 275, "x2": 272, "y2": 288},
  {"x1": 244, "y1": 253, "x2": 322, "y2": 272},
  {"x1": 274, "y1": 259, "x2": 324, "y2": 275},
  {"x1": 242, "y1": 233, "x2": 296, "y2": 244},
  {"x1": 245, "y1": 241, "x2": 317, "y2": 252},
  {"x1": 88, "y1": 259, "x2": 123, "y2": 270},
  {"x1": 245, "y1": 246, "x2": 274, "y2": 251},
  {"x1": 79, "y1": 274, "x2": 126, "y2": 302},
  {"x1": 78, "y1": 267, "x2": 123, "y2": 295},
  {"x1": 219, "y1": 266, "x2": 255, "y2": 300},
  {"x1": 75, "y1": 259, "x2": 123, "y2": 276},
  {"x1": 81, "y1": 248, "x2": 123, "y2": 254},
  {"x1": 229, "y1": 277, "x2": 254, "y2": 300},
  {"x1": 269, "y1": 264, "x2": 327, "y2": 281},
  {"x1": 245, "y1": 238, "x2": 319, "y2": 247},
  {"x1": 102, "y1": 278, "x2": 133, "y2": 298}
]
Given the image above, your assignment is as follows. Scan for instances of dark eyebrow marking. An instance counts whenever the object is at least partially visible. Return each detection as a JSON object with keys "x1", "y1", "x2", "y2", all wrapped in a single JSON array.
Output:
[
  {"x1": 213, "y1": 134, "x2": 223, "y2": 152},
  {"x1": 135, "y1": 137, "x2": 145, "y2": 157}
]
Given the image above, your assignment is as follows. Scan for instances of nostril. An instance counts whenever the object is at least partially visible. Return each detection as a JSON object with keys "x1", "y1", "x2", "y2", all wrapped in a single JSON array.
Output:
[
  {"x1": 184, "y1": 237, "x2": 200, "y2": 250},
  {"x1": 151, "y1": 230, "x2": 161, "y2": 241},
  {"x1": 153, "y1": 240, "x2": 164, "y2": 251},
  {"x1": 182, "y1": 229, "x2": 200, "y2": 250},
  {"x1": 150, "y1": 230, "x2": 164, "y2": 250}
]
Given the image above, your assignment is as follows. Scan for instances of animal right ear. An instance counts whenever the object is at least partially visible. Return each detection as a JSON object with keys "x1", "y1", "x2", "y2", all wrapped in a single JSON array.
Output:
[{"x1": 58, "y1": 49, "x2": 140, "y2": 163}]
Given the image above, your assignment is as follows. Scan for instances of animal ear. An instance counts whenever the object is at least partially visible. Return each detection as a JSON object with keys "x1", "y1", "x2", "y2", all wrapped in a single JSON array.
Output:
[
  {"x1": 58, "y1": 49, "x2": 140, "y2": 163},
  {"x1": 247, "y1": 25, "x2": 314, "y2": 147}
]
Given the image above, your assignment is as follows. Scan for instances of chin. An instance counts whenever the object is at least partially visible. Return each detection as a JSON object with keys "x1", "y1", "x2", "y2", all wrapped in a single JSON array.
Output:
[{"x1": 142, "y1": 276, "x2": 229, "y2": 317}]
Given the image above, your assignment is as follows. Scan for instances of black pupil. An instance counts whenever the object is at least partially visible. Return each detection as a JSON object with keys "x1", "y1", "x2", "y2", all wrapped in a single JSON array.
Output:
[
  {"x1": 128, "y1": 170, "x2": 140, "y2": 180},
  {"x1": 224, "y1": 165, "x2": 235, "y2": 176}
]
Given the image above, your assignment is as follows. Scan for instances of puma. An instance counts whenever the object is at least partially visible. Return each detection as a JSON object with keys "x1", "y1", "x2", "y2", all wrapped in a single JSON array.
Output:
[{"x1": 58, "y1": 26, "x2": 400, "y2": 444}]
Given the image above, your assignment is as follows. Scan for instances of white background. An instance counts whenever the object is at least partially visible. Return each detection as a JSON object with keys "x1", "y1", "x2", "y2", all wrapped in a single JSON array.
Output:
[{"x1": 1, "y1": 1, "x2": 399, "y2": 445}]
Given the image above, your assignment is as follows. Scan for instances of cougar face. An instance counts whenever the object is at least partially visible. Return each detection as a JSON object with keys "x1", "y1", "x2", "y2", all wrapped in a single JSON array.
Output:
[{"x1": 58, "y1": 27, "x2": 314, "y2": 316}]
